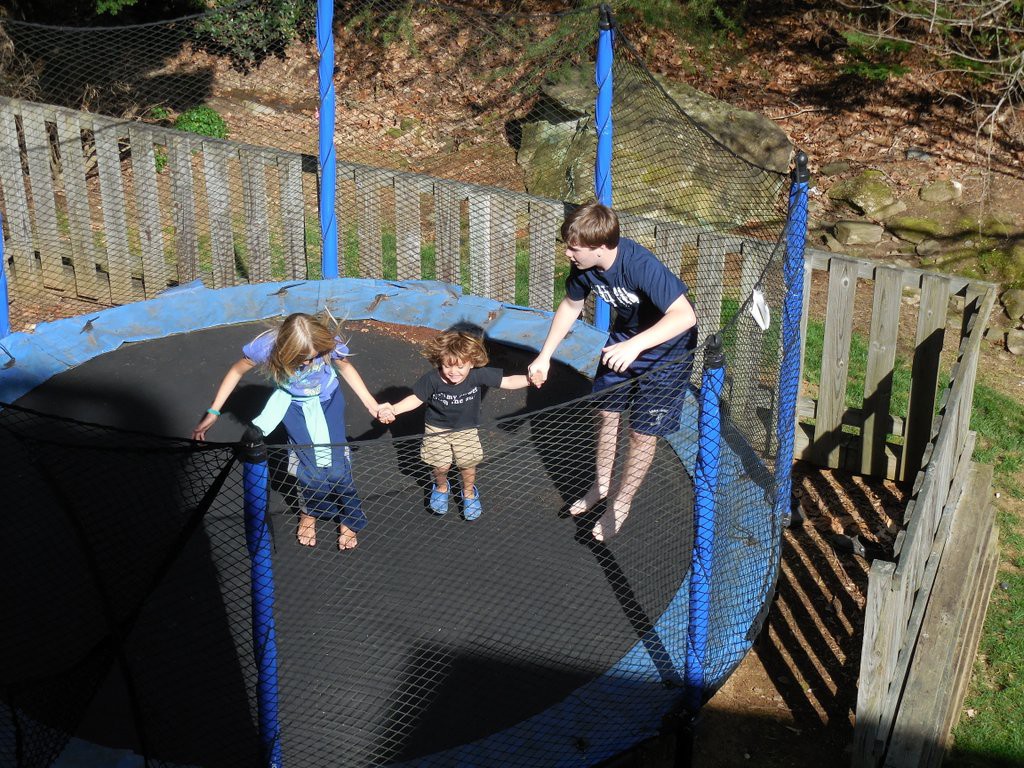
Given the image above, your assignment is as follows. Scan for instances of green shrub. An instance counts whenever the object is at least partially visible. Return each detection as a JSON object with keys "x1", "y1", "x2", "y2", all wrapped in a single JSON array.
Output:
[
  {"x1": 174, "y1": 106, "x2": 228, "y2": 139},
  {"x1": 841, "y1": 30, "x2": 911, "y2": 81},
  {"x1": 192, "y1": 0, "x2": 313, "y2": 72}
]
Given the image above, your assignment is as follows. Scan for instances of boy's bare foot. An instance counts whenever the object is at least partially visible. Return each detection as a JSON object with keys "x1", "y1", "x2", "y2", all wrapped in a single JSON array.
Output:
[
  {"x1": 297, "y1": 514, "x2": 316, "y2": 547},
  {"x1": 568, "y1": 485, "x2": 608, "y2": 516},
  {"x1": 592, "y1": 501, "x2": 631, "y2": 541},
  {"x1": 338, "y1": 525, "x2": 358, "y2": 550}
]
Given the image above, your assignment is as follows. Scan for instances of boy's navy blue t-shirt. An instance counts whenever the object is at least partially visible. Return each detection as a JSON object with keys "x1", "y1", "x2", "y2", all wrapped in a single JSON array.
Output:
[
  {"x1": 565, "y1": 238, "x2": 695, "y2": 367},
  {"x1": 413, "y1": 366, "x2": 504, "y2": 430}
]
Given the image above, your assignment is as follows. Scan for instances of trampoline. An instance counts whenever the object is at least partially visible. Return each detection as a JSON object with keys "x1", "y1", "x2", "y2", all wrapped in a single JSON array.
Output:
[{"x1": 0, "y1": 278, "x2": 778, "y2": 767}]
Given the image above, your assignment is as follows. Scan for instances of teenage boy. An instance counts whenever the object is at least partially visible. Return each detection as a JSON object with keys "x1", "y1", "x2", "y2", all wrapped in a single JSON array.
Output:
[{"x1": 528, "y1": 202, "x2": 697, "y2": 541}]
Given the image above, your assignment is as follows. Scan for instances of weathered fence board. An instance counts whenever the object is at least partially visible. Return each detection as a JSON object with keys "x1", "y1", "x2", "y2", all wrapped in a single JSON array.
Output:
[
  {"x1": 168, "y1": 134, "x2": 199, "y2": 286},
  {"x1": 20, "y1": 104, "x2": 70, "y2": 291},
  {"x1": 355, "y1": 170, "x2": 384, "y2": 280},
  {"x1": 58, "y1": 114, "x2": 106, "y2": 301},
  {"x1": 394, "y1": 175, "x2": 422, "y2": 281},
  {"x1": 528, "y1": 199, "x2": 558, "y2": 312},
  {"x1": 812, "y1": 256, "x2": 858, "y2": 467},
  {"x1": 852, "y1": 558, "x2": 899, "y2": 768},
  {"x1": 884, "y1": 463, "x2": 994, "y2": 768},
  {"x1": 861, "y1": 267, "x2": 903, "y2": 476},
  {"x1": 93, "y1": 123, "x2": 135, "y2": 302},
  {"x1": 693, "y1": 232, "x2": 727, "y2": 384},
  {"x1": 280, "y1": 153, "x2": 306, "y2": 280},
  {"x1": 241, "y1": 150, "x2": 271, "y2": 284},
  {"x1": 490, "y1": 196, "x2": 517, "y2": 305},
  {"x1": 468, "y1": 191, "x2": 491, "y2": 298},
  {"x1": 128, "y1": 126, "x2": 168, "y2": 297},
  {"x1": 734, "y1": 237, "x2": 774, "y2": 447},
  {"x1": 0, "y1": 108, "x2": 40, "y2": 291},
  {"x1": 201, "y1": 140, "x2": 236, "y2": 288},
  {"x1": 902, "y1": 274, "x2": 950, "y2": 481},
  {"x1": 434, "y1": 182, "x2": 460, "y2": 284}
]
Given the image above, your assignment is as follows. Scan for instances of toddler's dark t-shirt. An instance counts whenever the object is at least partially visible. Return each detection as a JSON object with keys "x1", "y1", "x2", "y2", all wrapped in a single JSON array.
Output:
[{"x1": 413, "y1": 366, "x2": 503, "y2": 430}]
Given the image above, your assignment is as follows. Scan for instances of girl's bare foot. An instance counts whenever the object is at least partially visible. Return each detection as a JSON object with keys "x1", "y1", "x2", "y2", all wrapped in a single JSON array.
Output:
[
  {"x1": 297, "y1": 514, "x2": 316, "y2": 547},
  {"x1": 568, "y1": 485, "x2": 608, "y2": 516},
  {"x1": 338, "y1": 525, "x2": 358, "y2": 550},
  {"x1": 592, "y1": 501, "x2": 631, "y2": 541}
]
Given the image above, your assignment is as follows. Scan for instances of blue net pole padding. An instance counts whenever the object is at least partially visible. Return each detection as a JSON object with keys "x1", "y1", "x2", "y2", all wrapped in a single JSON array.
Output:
[
  {"x1": 317, "y1": 0, "x2": 339, "y2": 279},
  {"x1": 774, "y1": 151, "x2": 809, "y2": 525},
  {"x1": 592, "y1": 4, "x2": 614, "y2": 332},
  {"x1": 685, "y1": 336, "x2": 725, "y2": 713},
  {"x1": 0, "y1": 212, "x2": 9, "y2": 339},
  {"x1": 242, "y1": 433, "x2": 283, "y2": 768}
]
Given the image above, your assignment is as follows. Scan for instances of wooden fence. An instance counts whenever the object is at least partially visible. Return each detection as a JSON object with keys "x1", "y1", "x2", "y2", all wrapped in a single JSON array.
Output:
[{"x1": 849, "y1": 281, "x2": 998, "y2": 767}]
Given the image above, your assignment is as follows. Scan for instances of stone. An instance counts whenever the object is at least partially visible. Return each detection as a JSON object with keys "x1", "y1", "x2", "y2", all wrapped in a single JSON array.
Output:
[
  {"x1": 517, "y1": 64, "x2": 792, "y2": 227},
  {"x1": 835, "y1": 220, "x2": 884, "y2": 245},
  {"x1": 819, "y1": 161, "x2": 851, "y2": 176},
  {"x1": 916, "y1": 239, "x2": 942, "y2": 257},
  {"x1": 919, "y1": 179, "x2": 962, "y2": 203},
  {"x1": 872, "y1": 199, "x2": 907, "y2": 221},
  {"x1": 1002, "y1": 288, "x2": 1024, "y2": 322},
  {"x1": 822, "y1": 232, "x2": 843, "y2": 252},
  {"x1": 887, "y1": 215, "x2": 945, "y2": 243},
  {"x1": 905, "y1": 147, "x2": 934, "y2": 161},
  {"x1": 1006, "y1": 329, "x2": 1024, "y2": 356},
  {"x1": 827, "y1": 170, "x2": 898, "y2": 217}
]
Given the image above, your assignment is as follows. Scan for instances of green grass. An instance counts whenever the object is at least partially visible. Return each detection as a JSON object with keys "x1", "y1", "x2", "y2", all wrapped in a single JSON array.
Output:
[{"x1": 802, "y1": 319, "x2": 913, "y2": 418}]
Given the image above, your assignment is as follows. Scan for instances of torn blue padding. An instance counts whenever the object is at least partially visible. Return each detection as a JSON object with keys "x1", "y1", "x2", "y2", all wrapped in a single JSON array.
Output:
[{"x1": 0, "y1": 278, "x2": 776, "y2": 766}]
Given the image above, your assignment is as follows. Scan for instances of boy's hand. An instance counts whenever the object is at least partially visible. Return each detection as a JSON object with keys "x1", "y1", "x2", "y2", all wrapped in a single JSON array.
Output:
[
  {"x1": 527, "y1": 359, "x2": 549, "y2": 388},
  {"x1": 601, "y1": 338, "x2": 644, "y2": 373},
  {"x1": 377, "y1": 403, "x2": 396, "y2": 424}
]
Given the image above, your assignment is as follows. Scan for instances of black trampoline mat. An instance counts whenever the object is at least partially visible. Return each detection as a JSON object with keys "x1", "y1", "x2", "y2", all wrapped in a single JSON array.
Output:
[{"x1": 2, "y1": 321, "x2": 695, "y2": 767}]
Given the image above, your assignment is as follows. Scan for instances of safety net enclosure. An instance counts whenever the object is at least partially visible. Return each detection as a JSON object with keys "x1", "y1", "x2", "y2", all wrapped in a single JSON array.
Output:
[
  {"x1": 2, "y1": 278, "x2": 779, "y2": 767},
  {"x1": 0, "y1": 1, "x2": 807, "y2": 766}
]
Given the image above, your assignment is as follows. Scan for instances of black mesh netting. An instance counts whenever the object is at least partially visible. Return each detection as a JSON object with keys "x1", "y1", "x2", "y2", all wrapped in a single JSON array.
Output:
[{"x1": 1, "y1": 1, "x2": 798, "y2": 765}]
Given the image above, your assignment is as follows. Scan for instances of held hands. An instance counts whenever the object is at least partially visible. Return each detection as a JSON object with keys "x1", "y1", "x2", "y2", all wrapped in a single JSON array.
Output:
[
  {"x1": 376, "y1": 403, "x2": 396, "y2": 424},
  {"x1": 527, "y1": 358, "x2": 549, "y2": 388},
  {"x1": 601, "y1": 338, "x2": 643, "y2": 373}
]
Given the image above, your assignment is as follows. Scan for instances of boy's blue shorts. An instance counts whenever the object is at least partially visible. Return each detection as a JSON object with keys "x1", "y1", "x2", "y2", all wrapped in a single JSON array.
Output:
[{"x1": 593, "y1": 357, "x2": 692, "y2": 437}]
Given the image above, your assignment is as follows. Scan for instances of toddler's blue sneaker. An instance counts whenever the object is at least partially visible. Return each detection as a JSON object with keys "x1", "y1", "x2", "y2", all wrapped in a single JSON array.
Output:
[
  {"x1": 429, "y1": 484, "x2": 449, "y2": 515},
  {"x1": 462, "y1": 487, "x2": 483, "y2": 521}
]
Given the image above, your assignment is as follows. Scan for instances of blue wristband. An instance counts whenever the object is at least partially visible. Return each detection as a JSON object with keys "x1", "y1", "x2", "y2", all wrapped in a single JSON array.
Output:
[{"x1": 206, "y1": 408, "x2": 221, "y2": 416}]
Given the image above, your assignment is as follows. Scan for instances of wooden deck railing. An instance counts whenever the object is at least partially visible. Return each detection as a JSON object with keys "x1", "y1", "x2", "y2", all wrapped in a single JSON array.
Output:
[{"x1": 850, "y1": 283, "x2": 998, "y2": 767}]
